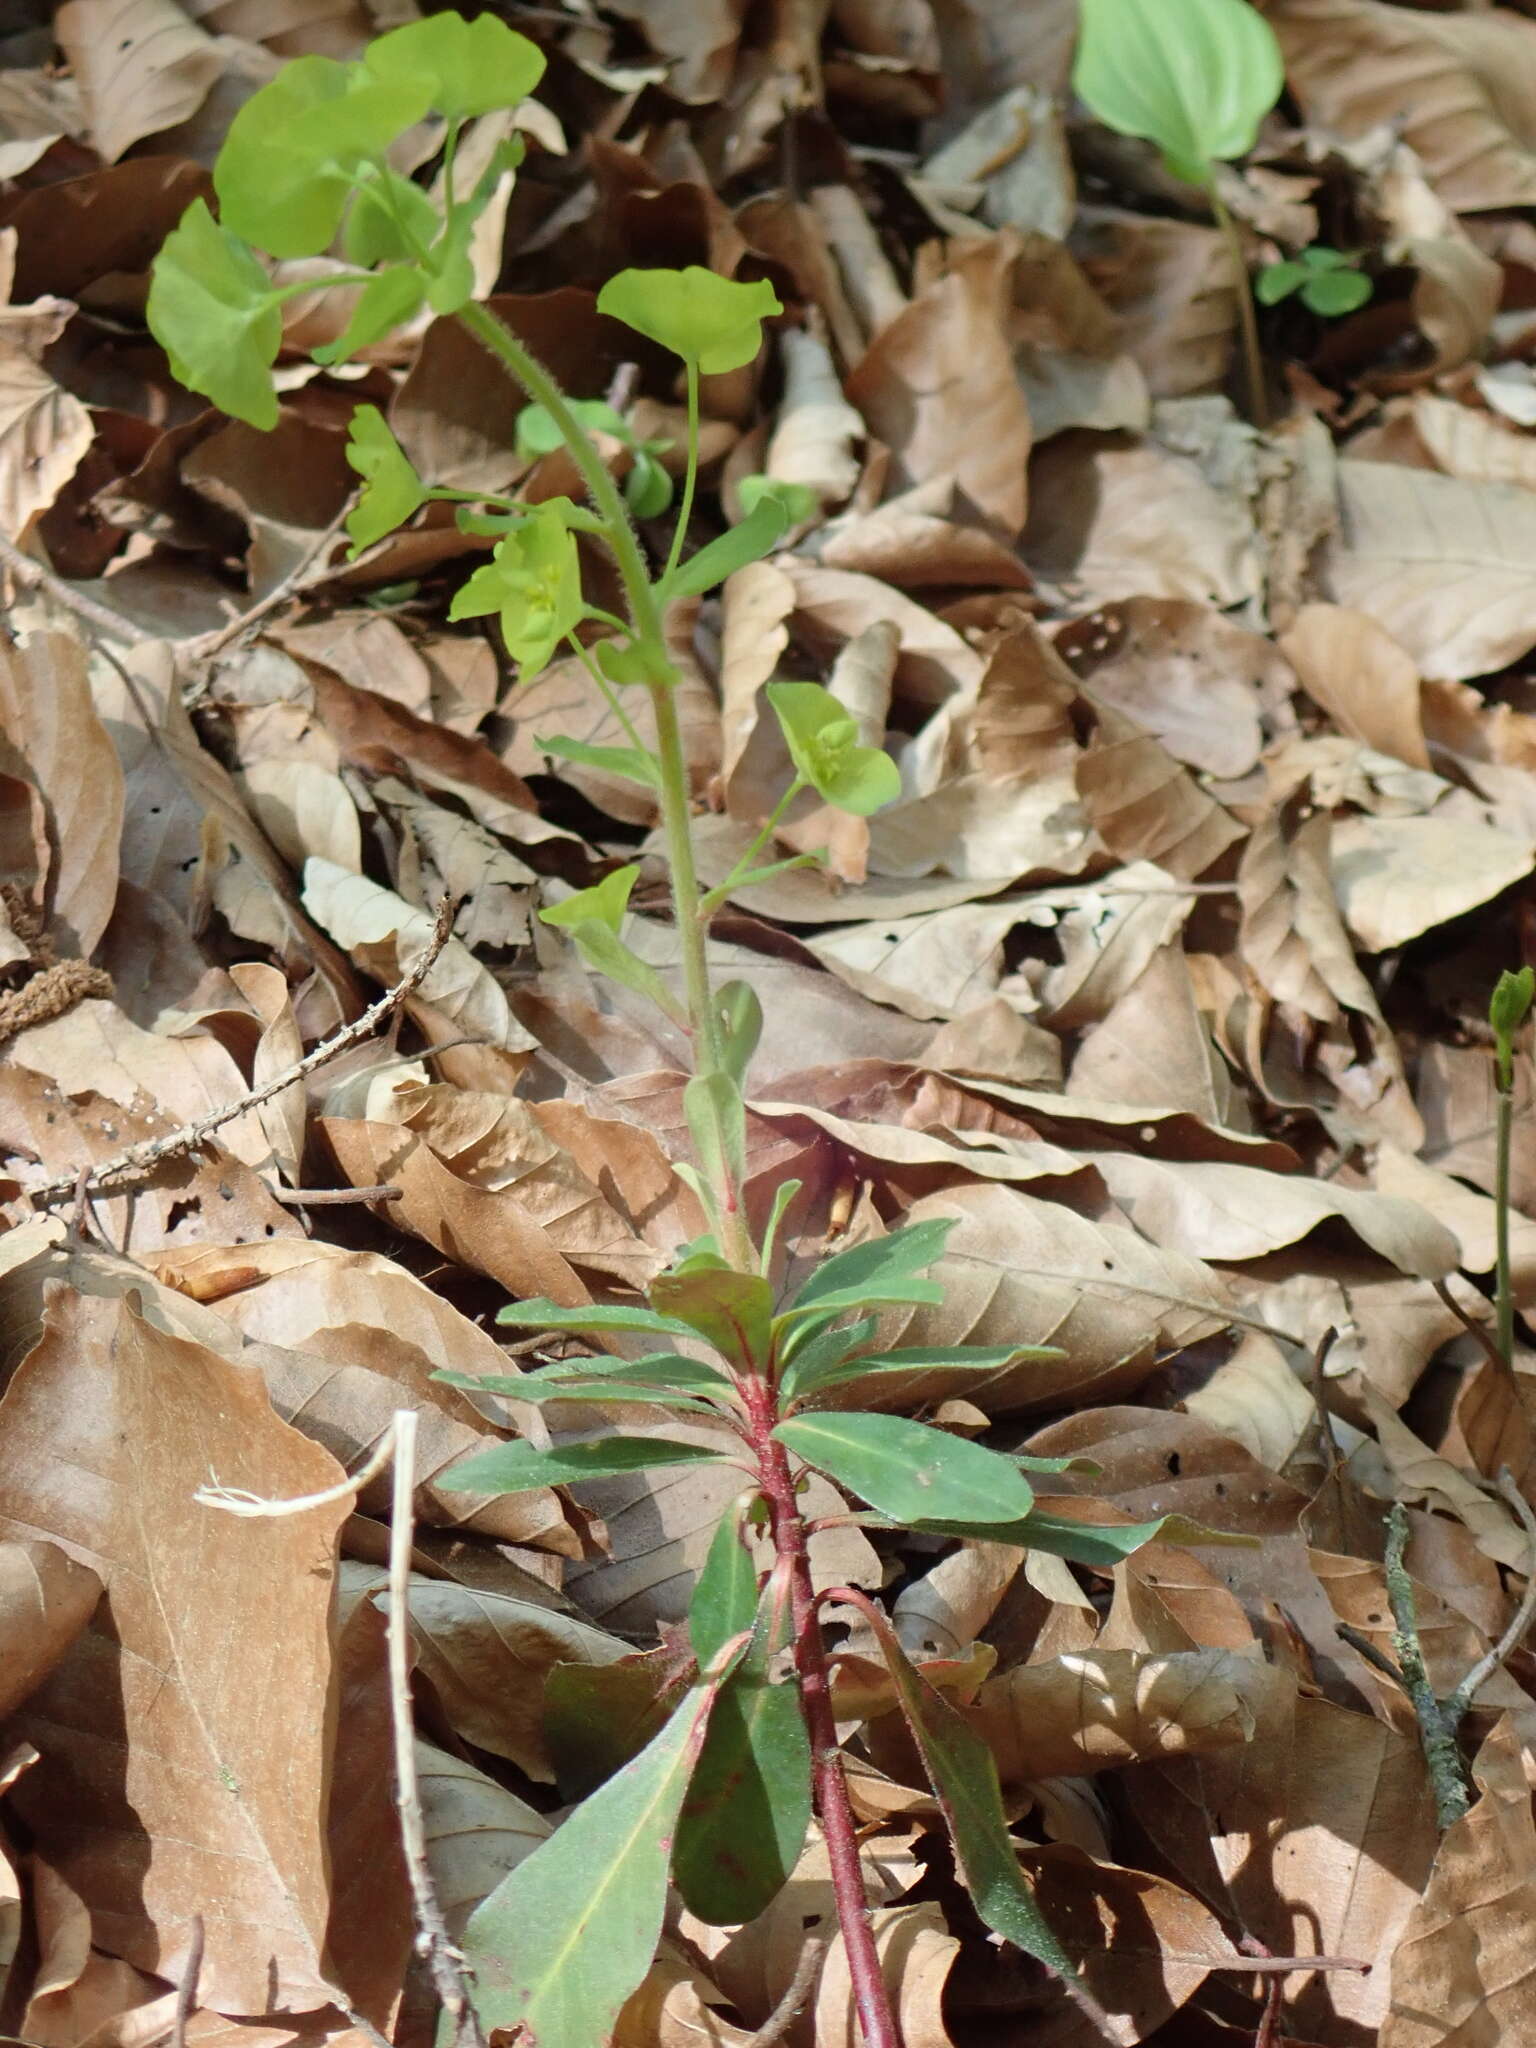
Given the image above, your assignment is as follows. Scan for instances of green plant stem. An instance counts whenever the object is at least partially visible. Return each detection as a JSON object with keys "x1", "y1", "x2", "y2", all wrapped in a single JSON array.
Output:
[
  {"x1": 700, "y1": 778, "x2": 807, "y2": 913},
  {"x1": 1497, "y1": 1052, "x2": 1516, "y2": 1367},
  {"x1": 457, "y1": 299, "x2": 746, "y2": 1248},
  {"x1": 742, "y1": 1377, "x2": 902, "y2": 2048},
  {"x1": 568, "y1": 634, "x2": 651, "y2": 758},
  {"x1": 662, "y1": 359, "x2": 700, "y2": 589},
  {"x1": 1208, "y1": 185, "x2": 1268, "y2": 430}
]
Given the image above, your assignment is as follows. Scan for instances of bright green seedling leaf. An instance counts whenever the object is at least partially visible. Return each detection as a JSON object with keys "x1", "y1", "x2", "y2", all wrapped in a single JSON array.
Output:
[
  {"x1": 625, "y1": 447, "x2": 674, "y2": 517},
  {"x1": 774, "y1": 1316, "x2": 877, "y2": 1405},
  {"x1": 737, "y1": 473, "x2": 819, "y2": 525},
  {"x1": 314, "y1": 266, "x2": 428, "y2": 368},
  {"x1": 758, "y1": 1175, "x2": 803, "y2": 1281},
  {"x1": 715, "y1": 981, "x2": 762, "y2": 1090},
  {"x1": 690, "y1": 1494, "x2": 761, "y2": 1666},
  {"x1": 563, "y1": 920, "x2": 686, "y2": 1022},
  {"x1": 456, "y1": 1644, "x2": 742, "y2": 2048},
  {"x1": 437, "y1": 1434, "x2": 727, "y2": 1496},
  {"x1": 540, "y1": 863, "x2": 639, "y2": 934},
  {"x1": 1254, "y1": 259, "x2": 1308, "y2": 305},
  {"x1": 785, "y1": 1341, "x2": 1063, "y2": 1405},
  {"x1": 449, "y1": 499, "x2": 585, "y2": 675},
  {"x1": 894, "y1": 1506, "x2": 1258, "y2": 1565},
  {"x1": 1256, "y1": 246, "x2": 1371, "y2": 316},
  {"x1": 536, "y1": 735, "x2": 662, "y2": 789},
  {"x1": 364, "y1": 10, "x2": 546, "y2": 119},
  {"x1": 147, "y1": 201, "x2": 284, "y2": 430},
  {"x1": 651, "y1": 1262, "x2": 772, "y2": 1371},
  {"x1": 673, "y1": 1575, "x2": 811, "y2": 1926},
  {"x1": 342, "y1": 168, "x2": 439, "y2": 267},
  {"x1": 517, "y1": 398, "x2": 630, "y2": 458},
  {"x1": 343, "y1": 403, "x2": 429, "y2": 551},
  {"x1": 597, "y1": 265, "x2": 782, "y2": 373},
  {"x1": 214, "y1": 56, "x2": 432, "y2": 257},
  {"x1": 1073, "y1": 0, "x2": 1283, "y2": 187},
  {"x1": 855, "y1": 1600, "x2": 1074, "y2": 1980},
  {"x1": 773, "y1": 1412, "x2": 1035, "y2": 1525},
  {"x1": 1492, "y1": 965, "x2": 1535, "y2": 1088},
  {"x1": 662, "y1": 492, "x2": 792, "y2": 600},
  {"x1": 595, "y1": 636, "x2": 673, "y2": 688},
  {"x1": 1299, "y1": 267, "x2": 1372, "y2": 316},
  {"x1": 495, "y1": 1298, "x2": 698, "y2": 1341},
  {"x1": 783, "y1": 1216, "x2": 954, "y2": 1323},
  {"x1": 766, "y1": 681, "x2": 900, "y2": 816}
]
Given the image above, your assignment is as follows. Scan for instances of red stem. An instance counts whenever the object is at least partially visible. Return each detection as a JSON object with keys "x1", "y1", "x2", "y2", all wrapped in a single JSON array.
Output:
[{"x1": 741, "y1": 1379, "x2": 903, "y2": 2048}]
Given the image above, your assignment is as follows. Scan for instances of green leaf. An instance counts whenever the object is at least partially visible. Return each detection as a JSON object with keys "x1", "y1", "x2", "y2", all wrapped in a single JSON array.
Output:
[
  {"x1": 539, "y1": 863, "x2": 639, "y2": 934},
  {"x1": 1302, "y1": 244, "x2": 1350, "y2": 269},
  {"x1": 855, "y1": 1601, "x2": 1073, "y2": 1978},
  {"x1": 787, "y1": 1341, "x2": 1062, "y2": 1404},
  {"x1": 650, "y1": 1262, "x2": 772, "y2": 1371},
  {"x1": 214, "y1": 56, "x2": 432, "y2": 258},
  {"x1": 563, "y1": 919, "x2": 687, "y2": 1020},
  {"x1": 690, "y1": 1495, "x2": 761, "y2": 1666},
  {"x1": 536, "y1": 1352, "x2": 736, "y2": 1391},
  {"x1": 495, "y1": 1298, "x2": 698, "y2": 1340},
  {"x1": 457, "y1": 1648, "x2": 742, "y2": 2048},
  {"x1": 897, "y1": 1506, "x2": 1258, "y2": 1564},
  {"x1": 536, "y1": 735, "x2": 662, "y2": 788},
  {"x1": 663, "y1": 494, "x2": 791, "y2": 600},
  {"x1": 1254, "y1": 260, "x2": 1307, "y2": 305},
  {"x1": 766, "y1": 681, "x2": 901, "y2": 816},
  {"x1": 673, "y1": 1578, "x2": 811, "y2": 1926},
  {"x1": 1301, "y1": 268, "x2": 1373, "y2": 316},
  {"x1": 146, "y1": 200, "x2": 283, "y2": 430},
  {"x1": 773, "y1": 1411, "x2": 1035, "y2": 1524},
  {"x1": 714, "y1": 981, "x2": 762, "y2": 1090},
  {"x1": 342, "y1": 168, "x2": 439, "y2": 266},
  {"x1": 625, "y1": 448, "x2": 674, "y2": 517},
  {"x1": 774, "y1": 1316, "x2": 877, "y2": 1405},
  {"x1": 343, "y1": 403, "x2": 429, "y2": 551},
  {"x1": 597, "y1": 265, "x2": 782, "y2": 373},
  {"x1": 682, "y1": 1072, "x2": 750, "y2": 1232},
  {"x1": 517, "y1": 397, "x2": 629, "y2": 458},
  {"x1": 314, "y1": 266, "x2": 427, "y2": 368},
  {"x1": 437, "y1": 1434, "x2": 726, "y2": 1496},
  {"x1": 501, "y1": 1380, "x2": 725, "y2": 1414},
  {"x1": 448, "y1": 498, "x2": 585, "y2": 675},
  {"x1": 1072, "y1": 0, "x2": 1284, "y2": 186},
  {"x1": 737, "y1": 473, "x2": 819, "y2": 524},
  {"x1": 1491, "y1": 965, "x2": 1535, "y2": 1043},
  {"x1": 365, "y1": 11, "x2": 546, "y2": 120},
  {"x1": 545, "y1": 1653, "x2": 679, "y2": 1801},
  {"x1": 785, "y1": 1217, "x2": 954, "y2": 1320}
]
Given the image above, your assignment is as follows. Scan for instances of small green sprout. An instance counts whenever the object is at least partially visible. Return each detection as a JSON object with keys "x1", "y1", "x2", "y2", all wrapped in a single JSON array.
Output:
[{"x1": 1256, "y1": 245, "x2": 1373, "y2": 317}]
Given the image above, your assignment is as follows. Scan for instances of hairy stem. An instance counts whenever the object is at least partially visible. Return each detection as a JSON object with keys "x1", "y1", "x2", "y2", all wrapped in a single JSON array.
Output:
[
  {"x1": 744, "y1": 1382, "x2": 902, "y2": 2048},
  {"x1": 457, "y1": 300, "x2": 745, "y2": 1245},
  {"x1": 1208, "y1": 185, "x2": 1268, "y2": 430},
  {"x1": 1497, "y1": 1052, "x2": 1516, "y2": 1367}
]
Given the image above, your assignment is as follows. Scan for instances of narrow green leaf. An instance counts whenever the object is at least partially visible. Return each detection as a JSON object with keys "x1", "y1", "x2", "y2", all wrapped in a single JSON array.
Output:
[
  {"x1": 537, "y1": 734, "x2": 661, "y2": 788},
  {"x1": 787, "y1": 1340, "x2": 1061, "y2": 1403},
  {"x1": 662, "y1": 494, "x2": 790, "y2": 598},
  {"x1": 650, "y1": 1260, "x2": 771, "y2": 1371},
  {"x1": 566, "y1": 920, "x2": 687, "y2": 1020},
  {"x1": 495, "y1": 1299, "x2": 698, "y2": 1339},
  {"x1": 737, "y1": 473, "x2": 818, "y2": 524},
  {"x1": 673, "y1": 1579, "x2": 811, "y2": 1926},
  {"x1": 689, "y1": 1495, "x2": 761, "y2": 1665},
  {"x1": 437, "y1": 1434, "x2": 724, "y2": 1495},
  {"x1": 457, "y1": 1648, "x2": 741, "y2": 2048},
  {"x1": 857, "y1": 1601, "x2": 1073, "y2": 1977},
  {"x1": 715, "y1": 980, "x2": 762, "y2": 1090},
  {"x1": 774, "y1": 1316, "x2": 877, "y2": 1405},
  {"x1": 784, "y1": 1217, "x2": 954, "y2": 1318},
  {"x1": 682, "y1": 1070, "x2": 750, "y2": 1223},
  {"x1": 1073, "y1": 0, "x2": 1283, "y2": 186},
  {"x1": 146, "y1": 200, "x2": 283, "y2": 429},
  {"x1": 596, "y1": 265, "x2": 782, "y2": 373},
  {"x1": 773, "y1": 1412, "x2": 1035, "y2": 1524},
  {"x1": 892, "y1": 1506, "x2": 1258, "y2": 1564},
  {"x1": 502, "y1": 1380, "x2": 726, "y2": 1414}
]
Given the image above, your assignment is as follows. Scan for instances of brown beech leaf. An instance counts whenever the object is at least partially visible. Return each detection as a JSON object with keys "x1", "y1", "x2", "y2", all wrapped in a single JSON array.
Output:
[
  {"x1": 1382, "y1": 1715, "x2": 1536, "y2": 2046},
  {"x1": 1074, "y1": 703, "x2": 1247, "y2": 880},
  {"x1": 0, "y1": 1538, "x2": 101, "y2": 1720},
  {"x1": 55, "y1": 0, "x2": 222, "y2": 162},
  {"x1": 0, "y1": 1286, "x2": 347, "y2": 2012},
  {"x1": 814, "y1": 1902, "x2": 959, "y2": 2048},
  {"x1": 0, "y1": 627, "x2": 123, "y2": 956},
  {"x1": 1277, "y1": 604, "x2": 1431, "y2": 770}
]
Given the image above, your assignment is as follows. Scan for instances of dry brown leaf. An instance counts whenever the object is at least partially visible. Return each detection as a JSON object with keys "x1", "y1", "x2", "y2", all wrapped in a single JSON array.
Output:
[
  {"x1": 55, "y1": 0, "x2": 223, "y2": 162},
  {"x1": 1073, "y1": 208, "x2": 1236, "y2": 401},
  {"x1": 814, "y1": 1902, "x2": 959, "y2": 2048},
  {"x1": 1068, "y1": 945, "x2": 1236, "y2": 1125},
  {"x1": 0, "y1": 298, "x2": 92, "y2": 541},
  {"x1": 1277, "y1": 604, "x2": 1430, "y2": 770},
  {"x1": 1269, "y1": 0, "x2": 1536, "y2": 212},
  {"x1": 614, "y1": 1944, "x2": 753, "y2": 2048},
  {"x1": 0, "y1": 1286, "x2": 346, "y2": 2011},
  {"x1": 418, "y1": 1739, "x2": 550, "y2": 1936},
  {"x1": 1075, "y1": 705, "x2": 1246, "y2": 880},
  {"x1": 0, "y1": 1538, "x2": 102, "y2": 1720},
  {"x1": 0, "y1": 627, "x2": 123, "y2": 956},
  {"x1": 1330, "y1": 810, "x2": 1534, "y2": 950},
  {"x1": 845, "y1": 229, "x2": 1033, "y2": 535},
  {"x1": 1382, "y1": 1715, "x2": 1536, "y2": 2046}
]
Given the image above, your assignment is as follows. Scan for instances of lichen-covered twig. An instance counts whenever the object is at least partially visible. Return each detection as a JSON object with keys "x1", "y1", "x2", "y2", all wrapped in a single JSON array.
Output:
[{"x1": 27, "y1": 897, "x2": 453, "y2": 1209}]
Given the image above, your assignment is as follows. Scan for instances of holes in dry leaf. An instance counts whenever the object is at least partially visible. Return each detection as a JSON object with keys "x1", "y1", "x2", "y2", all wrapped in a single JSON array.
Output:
[{"x1": 1166, "y1": 1453, "x2": 1181, "y2": 1476}]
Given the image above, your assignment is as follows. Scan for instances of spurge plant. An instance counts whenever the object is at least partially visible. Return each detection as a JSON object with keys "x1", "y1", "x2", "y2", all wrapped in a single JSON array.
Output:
[{"x1": 147, "y1": 19, "x2": 1208, "y2": 2044}]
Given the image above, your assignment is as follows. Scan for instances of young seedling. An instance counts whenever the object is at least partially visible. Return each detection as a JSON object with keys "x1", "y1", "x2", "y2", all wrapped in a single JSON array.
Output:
[
  {"x1": 146, "y1": 20, "x2": 1213, "y2": 2041},
  {"x1": 1256, "y1": 244, "x2": 1373, "y2": 318},
  {"x1": 1490, "y1": 966, "x2": 1534, "y2": 1367},
  {"x1": 1073, "y1": 0, "x2": 1285, "y2": 425}
]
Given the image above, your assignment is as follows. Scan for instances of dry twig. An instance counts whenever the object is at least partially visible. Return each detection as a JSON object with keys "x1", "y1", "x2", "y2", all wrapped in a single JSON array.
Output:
[
  {"x1": 0, "y1": 526, "x2": 153, "y2": 643},
  {"x1": 180, "y1": 496, "x2": 356, "y2": 662},
  {"x1": 28, "y1": 897, "x2": 454, "y2": 1209},
  {"x1": 743, "y1": 1937, "x2": 826, "y2": 2048}
]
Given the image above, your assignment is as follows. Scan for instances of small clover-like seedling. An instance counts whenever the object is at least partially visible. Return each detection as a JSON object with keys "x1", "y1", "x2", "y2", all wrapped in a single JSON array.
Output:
[
  {"x1": 1073, "y1": 0, "x2": 1283, "y2": 188},
  {"x1": 597, "y1": 266, "x2": 783, "y2": 374},
  {"x1": 1256, "y1": 245, "x2": 1373, "y2": 317},
  {"x1": 767, "y1": 680, "x2": 901, "y2": 815}
]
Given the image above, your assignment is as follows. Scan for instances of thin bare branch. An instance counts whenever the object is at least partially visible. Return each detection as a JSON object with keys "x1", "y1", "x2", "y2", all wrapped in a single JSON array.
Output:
[
  {"x1": 1432, "y1": 1277, "x2": 1506, "y2": 1376},
  {"x1": 0, "y1": 526, "x2": 153, "y2": 643},
  {"x1": 272, "y1": 1182, "x2": 403, "y2": 1207},
  {"x1": 742, "y1": 1937, "x2": 826, "y2": 2048},
  {"x1": 180, "y1": 496, "x2": 356, "y2": 661},
  {"x1": 1446, "y1": 1466, "x2": 1536, "y2": 1727},
  {"x1": 28, "y1": 897, "x2": 455, "y2": 1208}
]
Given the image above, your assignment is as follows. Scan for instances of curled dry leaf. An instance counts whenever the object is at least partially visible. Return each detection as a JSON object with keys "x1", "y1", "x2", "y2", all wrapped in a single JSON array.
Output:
[{"x1": 54, "y1": 0, "x2": 223, "y2": 163}]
